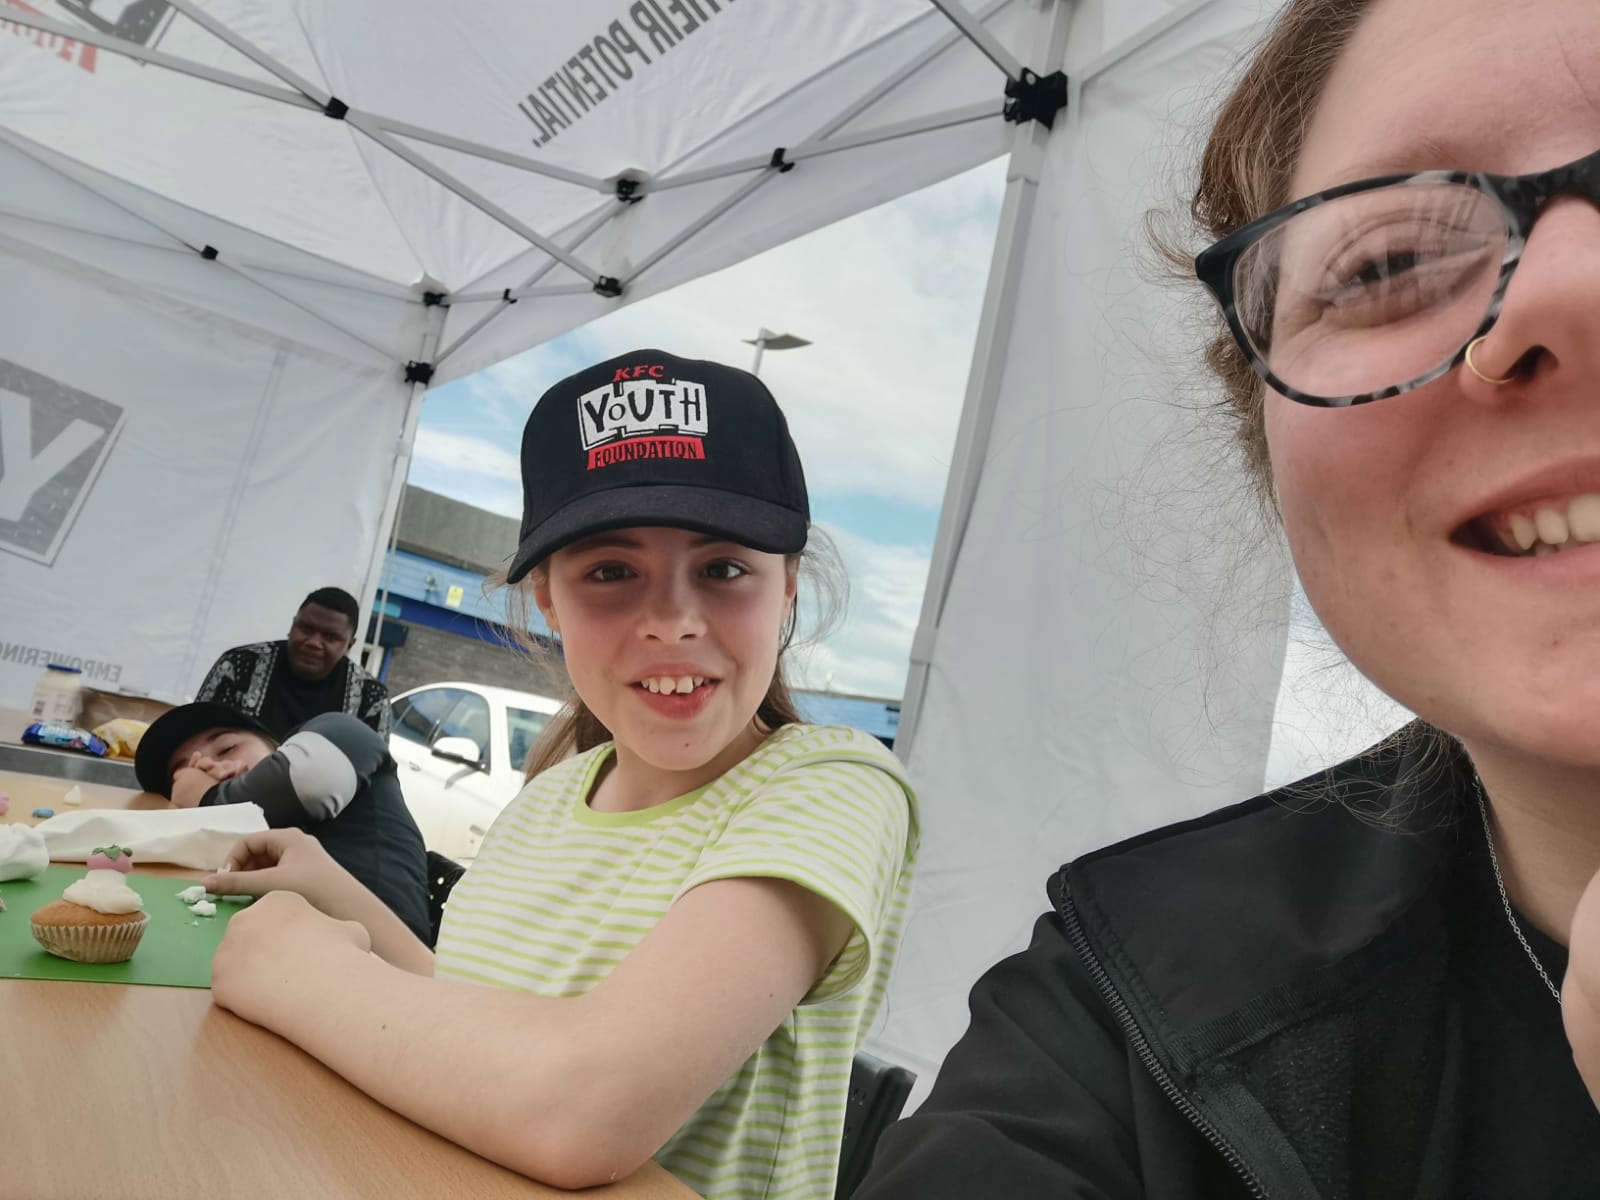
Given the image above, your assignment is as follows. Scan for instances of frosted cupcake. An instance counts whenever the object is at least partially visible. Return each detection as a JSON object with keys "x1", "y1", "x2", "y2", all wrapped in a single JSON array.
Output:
[{"x1": 32, "y1": 845, "x2": 148, "y2": 964}]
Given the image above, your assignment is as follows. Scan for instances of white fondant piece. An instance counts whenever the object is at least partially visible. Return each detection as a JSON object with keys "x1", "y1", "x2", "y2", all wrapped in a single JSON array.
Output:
[{"x1": 0, "y1": 826, "x2": 49, "y2": 881}]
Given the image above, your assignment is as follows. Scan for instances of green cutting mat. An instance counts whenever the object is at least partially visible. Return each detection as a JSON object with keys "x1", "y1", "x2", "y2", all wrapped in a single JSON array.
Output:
[{"x1": 0, "y1": 867, "x2": 249, "y2": 988}]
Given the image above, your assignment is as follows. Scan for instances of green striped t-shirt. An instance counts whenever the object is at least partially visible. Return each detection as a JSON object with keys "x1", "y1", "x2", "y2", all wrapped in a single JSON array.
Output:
[{"x1": 434, "y1": 723, "x2": 919, "y2": 1199}]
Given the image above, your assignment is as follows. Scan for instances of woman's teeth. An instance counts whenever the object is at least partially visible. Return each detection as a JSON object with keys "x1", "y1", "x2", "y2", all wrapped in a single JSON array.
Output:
[
  {"x1": 1496, "y1": 494, "x2": 1600, "y2": 555},
  {"x1": 640, "y1": 676, "x2": 708, "y2": 695}
]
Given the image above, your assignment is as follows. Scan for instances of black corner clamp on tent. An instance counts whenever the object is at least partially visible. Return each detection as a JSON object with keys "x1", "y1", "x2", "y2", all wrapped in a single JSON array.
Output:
[
  {"x1": 407, "y1": 291, "x2": 449, "y2": 381},
  {"x1": 1003, "y1": 69, "x2": 1069, "y2": 129}
]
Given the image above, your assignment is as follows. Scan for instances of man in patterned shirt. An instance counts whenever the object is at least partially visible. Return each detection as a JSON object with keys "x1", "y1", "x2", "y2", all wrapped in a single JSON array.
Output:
[{"x1": 196, "y1": 587, "x2": 390, "y2": 740}]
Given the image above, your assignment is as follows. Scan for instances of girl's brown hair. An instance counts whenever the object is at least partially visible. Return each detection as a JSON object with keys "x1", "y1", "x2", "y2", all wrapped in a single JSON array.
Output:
[
  {"x1": 1163, "y1": 0, "x2": 1372, "y2": 507},
  {"x1": 498, "y1": 529, "x2": 847, "y2": 781}
]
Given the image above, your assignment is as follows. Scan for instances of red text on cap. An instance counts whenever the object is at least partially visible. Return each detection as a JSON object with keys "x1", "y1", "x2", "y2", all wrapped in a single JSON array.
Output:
[{"x1": 612, "y1": 365, "x2": 666, "y2": 382}]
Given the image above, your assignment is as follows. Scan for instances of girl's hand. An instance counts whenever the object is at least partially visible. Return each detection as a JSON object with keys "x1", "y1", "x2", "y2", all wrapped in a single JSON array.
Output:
[
  {"x1": 1566, "y1": 864, "x2": 1600, "y2": 1107},
  {"x1": 169, "y1": 754, "x2": 249, "y2": 809},
  {"x1": 168, "y1": 767, "x2": 213, "y2": 809},
  {"x1": 211, "y1": 891, "x2": 371, "y2": 1028},
  {"x1": 202, "y1": 828, "x2": 355, "y2": 914},
  {"x1": 189, "y1": 752, "x2": 248, "y2": 782},
  {"x1": 206, "y1": 828, "x2": 432, "y2": 974}
]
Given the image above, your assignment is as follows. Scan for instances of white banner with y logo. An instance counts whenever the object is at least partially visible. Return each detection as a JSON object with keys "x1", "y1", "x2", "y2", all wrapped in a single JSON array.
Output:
[
  {"x1": 0, "y1": 234, "x2": 406, "y2": 708},
  {"x1": 0, "y1": 357, "x2": 125, "y2": 567}
]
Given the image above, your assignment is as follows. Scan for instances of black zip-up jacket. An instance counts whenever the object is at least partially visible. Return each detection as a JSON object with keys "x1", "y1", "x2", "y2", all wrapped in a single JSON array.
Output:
[{"x1": 857, "y1": 732, "x2": 1493, "y2": 1199}]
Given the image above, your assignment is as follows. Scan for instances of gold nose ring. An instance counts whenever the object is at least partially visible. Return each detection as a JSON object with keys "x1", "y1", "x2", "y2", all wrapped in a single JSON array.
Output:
[{"x1": 1464, "y1": 337, "x2": 1514, "y2": 386}]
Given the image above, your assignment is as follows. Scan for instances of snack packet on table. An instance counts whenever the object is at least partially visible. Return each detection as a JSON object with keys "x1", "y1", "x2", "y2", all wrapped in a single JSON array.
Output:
[
  {"x1": 90, "y1": 718, "x2": 149, "y2": 760},
  {"x1": 22, "y1": 722, "x2": 109, "y2": 757},
  {"x1": 21, "y1": 729, "x2": 109, "y2": 755}
]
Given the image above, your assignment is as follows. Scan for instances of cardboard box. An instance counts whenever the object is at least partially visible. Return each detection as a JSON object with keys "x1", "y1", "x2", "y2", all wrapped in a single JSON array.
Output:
[{"x1": 78, "y1": 688, "x2": 173, "y2": 731}]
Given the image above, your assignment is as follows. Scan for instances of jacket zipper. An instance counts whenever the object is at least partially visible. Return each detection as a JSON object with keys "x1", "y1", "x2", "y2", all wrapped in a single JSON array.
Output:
[{"x1": 1053, "y1": 880, "x2": 1269, "y2": 1199}]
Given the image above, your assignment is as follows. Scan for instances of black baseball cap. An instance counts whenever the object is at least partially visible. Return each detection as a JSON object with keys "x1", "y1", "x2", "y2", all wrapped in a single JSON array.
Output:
[
  {"x1": 134, "y1": 702, "x2": 276, "y2": 796},
  {"x1": 505, "y1": 349, "x2": 810, "y2": 583}
]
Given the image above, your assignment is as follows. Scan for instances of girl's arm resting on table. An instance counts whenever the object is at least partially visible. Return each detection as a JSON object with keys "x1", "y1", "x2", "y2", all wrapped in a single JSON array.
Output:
[
  {"x1": 213, "y1": 873, "x2": 852, "y2": 1189},
  {"x1": 203, "y1": 830, "x2": 435, "y2": 976},
  {"x1": 311, "y1": 866, "x2": 436, "y2": 975}
]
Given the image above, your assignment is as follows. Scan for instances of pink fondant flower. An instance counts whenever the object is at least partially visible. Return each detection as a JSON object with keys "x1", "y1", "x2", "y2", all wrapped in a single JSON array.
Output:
[{"x1": 87, "y1": 845, "x2": 134, "y2": 874}]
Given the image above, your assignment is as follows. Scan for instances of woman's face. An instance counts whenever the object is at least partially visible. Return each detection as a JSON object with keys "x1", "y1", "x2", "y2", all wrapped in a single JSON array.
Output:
[
  {"x1": 1270, "y1": 0, "x2": 1600, "y2": 765},
  {"x1": 535, "y1": 526, "x2": 797, "y2": 777}
]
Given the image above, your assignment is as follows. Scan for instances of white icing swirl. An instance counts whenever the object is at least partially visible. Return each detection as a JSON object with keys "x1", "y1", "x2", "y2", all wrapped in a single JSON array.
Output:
[{"x1": 63, "y1": 868, "x2": 145, "y2": 915}]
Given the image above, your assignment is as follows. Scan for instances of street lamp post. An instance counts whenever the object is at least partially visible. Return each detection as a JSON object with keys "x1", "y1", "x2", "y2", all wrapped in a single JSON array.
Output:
[{"x1": 743, "y1": 328, "x2": 812, "y2": 376}]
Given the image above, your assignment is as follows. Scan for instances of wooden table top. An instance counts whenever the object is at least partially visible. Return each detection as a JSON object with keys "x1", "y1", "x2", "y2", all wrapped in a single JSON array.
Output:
[
  {"x1": 2, "y1": 980, "x2": 698, "y2": 1199},
  {"x1": 0, "y1": 767, "x2": 699, "y2": 1200},
  {"x1": 1, "y1": 767, "x2": 166, "y2": 822}
]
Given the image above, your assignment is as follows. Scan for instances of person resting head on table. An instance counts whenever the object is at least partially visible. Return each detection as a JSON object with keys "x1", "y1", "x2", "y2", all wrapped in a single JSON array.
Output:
[{"x1": 134, "y1": 702, "x2": 430, "y2": 945}]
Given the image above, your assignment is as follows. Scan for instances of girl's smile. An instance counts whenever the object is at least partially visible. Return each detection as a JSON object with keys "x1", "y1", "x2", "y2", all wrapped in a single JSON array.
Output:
[{"x1": 630, "y1": 663, "x2": 720, "y2": 718}]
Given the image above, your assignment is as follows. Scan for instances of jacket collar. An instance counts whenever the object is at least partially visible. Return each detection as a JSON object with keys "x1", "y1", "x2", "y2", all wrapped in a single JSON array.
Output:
[
  {"x1": 1060, "y1": 725, "x2": 1469, "y2": 1062},
  {"x1": 1052, "y1": 726, "x2": 1473, "y2": 1198}
]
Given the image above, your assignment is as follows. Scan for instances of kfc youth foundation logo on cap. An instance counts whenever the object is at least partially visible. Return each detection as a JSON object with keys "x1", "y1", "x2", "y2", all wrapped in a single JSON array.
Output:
[
  {"x1": 505, "y1": 348, "x2": 809, "y2": 581},
  {"x1": 577, "y1": 363, "x2": 709, "y2": 471}
]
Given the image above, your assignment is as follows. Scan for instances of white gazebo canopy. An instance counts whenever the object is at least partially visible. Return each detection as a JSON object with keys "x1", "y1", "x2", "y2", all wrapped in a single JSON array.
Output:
[{"x1": 0, "y1": 0, "x2": 1285, "y2": 1086}]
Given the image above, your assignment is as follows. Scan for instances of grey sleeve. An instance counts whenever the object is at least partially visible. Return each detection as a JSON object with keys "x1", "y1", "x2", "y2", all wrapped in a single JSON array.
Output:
[
  {"x1": 297, "y1": 712, "x2": 390, "y2": 779},
  {"x1": 201, "y1": 751, "x2": 308, "y2": 826},
  {"x1": 202, "y1": 719, "x2": 376, "y2": 825}
]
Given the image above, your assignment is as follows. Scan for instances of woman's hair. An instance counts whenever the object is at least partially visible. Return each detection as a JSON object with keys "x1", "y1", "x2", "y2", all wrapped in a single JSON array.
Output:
[
  {"x1": 497, "y1": 528, "x2": 848, "y2": 780},
  {"x1": 1159, "y1": 0, "x2": 1372, "y2": 508},
  {"x1": 1164, "y1": 0, "x2": 1470, "y2": 822}
]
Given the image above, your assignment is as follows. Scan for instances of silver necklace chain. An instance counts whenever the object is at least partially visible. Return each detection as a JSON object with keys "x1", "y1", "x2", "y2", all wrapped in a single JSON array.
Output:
[{"x1": 1474, "y1": 778, "x2": 1563, "y2": 1005}]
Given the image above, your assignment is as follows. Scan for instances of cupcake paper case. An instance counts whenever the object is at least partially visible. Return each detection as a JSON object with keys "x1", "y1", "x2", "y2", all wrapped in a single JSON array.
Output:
[{"x1": 31, "y1": 845, "x2": 149, "y2": 964}]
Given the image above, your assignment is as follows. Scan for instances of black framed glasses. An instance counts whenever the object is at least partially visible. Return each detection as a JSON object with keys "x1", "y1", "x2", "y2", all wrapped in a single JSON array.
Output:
[{"x1": 1194, "y1": 145, "x2": 1600, "y2": 407}]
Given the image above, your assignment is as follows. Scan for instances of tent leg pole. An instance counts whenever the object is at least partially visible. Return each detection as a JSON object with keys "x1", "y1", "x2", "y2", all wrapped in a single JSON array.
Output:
[
  {"x1": 360, "y1": 381, "x2": 425, "y2": 663},
  {"x1": 359, "y1": 306, "x2": 446, "y2": 660},
  {"x1": 897, "y1": 0, "x2": 1075, "y2": 760},
  {"x1": 366, "y1": 481, "x2": 408, "y2": 674}
]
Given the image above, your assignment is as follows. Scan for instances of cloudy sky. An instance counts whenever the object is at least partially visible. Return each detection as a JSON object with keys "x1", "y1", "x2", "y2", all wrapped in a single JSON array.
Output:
[{"x1": 407, "y1": 156, "x2": 1413, "y2": 784}]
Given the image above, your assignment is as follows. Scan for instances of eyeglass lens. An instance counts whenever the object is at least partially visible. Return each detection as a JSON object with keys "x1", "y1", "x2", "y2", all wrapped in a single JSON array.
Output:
[{"x1": 1233, "y1": 183, "x2": 1507, "y2": 399}]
